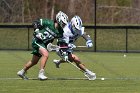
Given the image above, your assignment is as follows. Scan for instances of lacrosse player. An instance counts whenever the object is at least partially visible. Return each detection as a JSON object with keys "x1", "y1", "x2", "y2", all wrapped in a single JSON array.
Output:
[
  {"x1": 53, "y1": 15, "x2": 96, "y2": 80},
  {"x1": 17, "y1": 11, "x2": 68, "y2": 80}
]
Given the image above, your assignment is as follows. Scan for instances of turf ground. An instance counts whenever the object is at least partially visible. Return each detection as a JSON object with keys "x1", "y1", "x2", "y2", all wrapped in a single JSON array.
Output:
[{"x1": 0, "y1": 50, "x2": 140, "y2": 93}]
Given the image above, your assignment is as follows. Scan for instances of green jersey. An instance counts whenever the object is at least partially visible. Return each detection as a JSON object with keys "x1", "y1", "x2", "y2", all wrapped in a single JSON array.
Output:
[
  {"x1": 32, "y1": 18, "x2": 63, "y2": 57},
  {"x1": 34, "y1": 19, "x2": 62, "y2": 43}
]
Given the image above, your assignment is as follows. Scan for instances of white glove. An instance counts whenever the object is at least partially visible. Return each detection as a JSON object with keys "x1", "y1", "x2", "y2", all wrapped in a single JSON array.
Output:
[
  {"x1": 62, "y1": 52, "x2": 68, "y2": 61},
  {"x1": 34, "y1": 29, "x2": 39, "y2": 33},
  {"x1": 64, "y1": 55, "x2": 68, "y2": 61},
  {"x1": 68, "y1": 43, "x2": 76, "y2": 49},
  {"x1": 36, "y1": 33, "x2": 43, "y2": 40},
  {"x1": 86, "y1": 40, "x2": 93, "y2": 48}
]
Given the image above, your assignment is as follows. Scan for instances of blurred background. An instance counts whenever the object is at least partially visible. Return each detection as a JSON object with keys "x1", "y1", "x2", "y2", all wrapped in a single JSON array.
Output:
[
  {"x1": 1, "y1": 0, "x2": 140, "y2": 52},
  {"x1": 1, "y1": 0, "x2": 140, "y2": 25}
]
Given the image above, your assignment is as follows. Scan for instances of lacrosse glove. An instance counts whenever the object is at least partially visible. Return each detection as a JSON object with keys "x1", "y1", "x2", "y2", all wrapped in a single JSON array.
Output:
[
  {"x1": 68, "y1": 43, "x2": 76, "y2": 49},
  {"x1": 62, "y1": 52, "x2": 68, "y2": 61},
  {"x1": 86, "y1": 40, "x2": 93, "y2": 48}
]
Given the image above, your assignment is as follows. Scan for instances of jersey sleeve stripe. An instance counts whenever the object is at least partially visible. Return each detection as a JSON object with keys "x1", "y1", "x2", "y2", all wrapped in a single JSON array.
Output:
[{"x1": 40, "y1": 19, "x2": 43, "y2": 26}]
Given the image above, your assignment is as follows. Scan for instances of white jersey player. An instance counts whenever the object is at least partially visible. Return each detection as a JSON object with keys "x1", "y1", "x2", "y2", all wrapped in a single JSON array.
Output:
[
  {"x1": 53, "y1": 15, "x2": 96, "y2": 80},
  {"x1": 60, "y1": 15, "x2": 93, "y2": 47}
]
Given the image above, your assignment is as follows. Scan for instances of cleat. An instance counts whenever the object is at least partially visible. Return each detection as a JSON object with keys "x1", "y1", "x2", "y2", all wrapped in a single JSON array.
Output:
[
  {"x1": 84, "y1": 71, "x2": 96, "y2": 80},
  {"x1": 17, "y1": 70, "x2": 28, "y2": 80},
  {"x1": 38, "y1": 69, "x2": 48, "y2": 80},
  {"x1": 53, "y1": 59, "x2": 60, "y2": 68},
  {"x1": 38, "y1": 75, "x2": 48, "y2": 80}
]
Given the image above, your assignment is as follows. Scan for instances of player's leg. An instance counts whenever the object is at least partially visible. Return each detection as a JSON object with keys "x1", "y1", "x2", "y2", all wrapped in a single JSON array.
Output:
[
  {"x1": 38, "y1": 47, "x2": 49, "y2": 80},
  {"x1": 17, "y1": 55, "x2": 40, "y2": 80},
  {"x1": 69, "y1": 54, "x2": 86, "y2": 71},
  {"x1": 53, "y1": 59, "x2": 66, "y2": 68},
  {"x1": 53, "y1": 49, "x2": 67, "y2": 68},
  {"x1": 69, "y1": 54, "x2": 96, "y2": 80}
]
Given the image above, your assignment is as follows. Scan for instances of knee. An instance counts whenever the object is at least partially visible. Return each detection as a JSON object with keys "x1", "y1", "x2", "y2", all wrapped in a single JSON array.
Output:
[
  {"x1": 31, "y1": 60, "x2": 38, "y2": 65},
  {"x1": 42, "y1": 53, "x2": 49, "y2": 57},
  {"x1": 41, "y1": 51, "x2": 49, "y2": 58},
  {"x1": 72, "y1": 56, "x2": 81, "y2": 63}
]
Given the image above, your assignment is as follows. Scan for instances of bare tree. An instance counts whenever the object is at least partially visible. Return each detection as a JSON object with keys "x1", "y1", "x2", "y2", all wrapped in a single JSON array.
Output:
[
  {"x1": 1, "y1": 0, "x2": 140, "y2": 24},
  {"x1": 22, "y1": 0, "x2": 24, "y2": 23},
  {"x1": 51, "y1": 0, "x2": 55, "y2": 20},
  {"x1": 68, "y1": 0, "x2": 75, "y2": 16}
]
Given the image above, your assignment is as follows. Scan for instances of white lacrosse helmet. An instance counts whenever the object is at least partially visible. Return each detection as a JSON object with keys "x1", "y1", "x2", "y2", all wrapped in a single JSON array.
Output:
[
  {"x1": 56, "y1": 11, "x2": 69, "y2": 28},
  {"x1": 71, "y1": 15, "x2": 82, "y2": 31}
]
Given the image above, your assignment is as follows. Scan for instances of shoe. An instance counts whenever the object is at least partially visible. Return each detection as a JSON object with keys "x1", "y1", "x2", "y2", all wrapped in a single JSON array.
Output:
[
  {"x1": 84, "y1": 71, "x2": 96, "y2": 80},
  {"x1": 17, "y1": 69, "x2": 28, "y2": 80},
  {"x1": 38, "y1": 69, "x2": 48, "y2": 80},
  {"x1": 53, "y1": 59, "x2": 60, "y2": 68}
]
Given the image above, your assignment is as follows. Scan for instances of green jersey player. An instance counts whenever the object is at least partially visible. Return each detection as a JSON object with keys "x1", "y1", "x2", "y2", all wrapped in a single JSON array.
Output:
[
  {"x1": 17, "y1": 11, "x2": 68, "y2": 80},
  {"x1": 31, "y1": 18, "x2": 63, "y2": 57}
]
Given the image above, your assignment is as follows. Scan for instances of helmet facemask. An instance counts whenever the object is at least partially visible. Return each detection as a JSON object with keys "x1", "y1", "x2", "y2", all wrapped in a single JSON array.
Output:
[
  {"x1": 56, "y1": 11, "x2": 69, "y2": 28},
  {"x1": 71, "y1": 16, "x2": 82, "y2": 35}
]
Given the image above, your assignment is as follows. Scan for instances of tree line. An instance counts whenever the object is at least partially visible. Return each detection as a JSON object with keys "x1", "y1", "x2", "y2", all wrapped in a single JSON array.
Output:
[{"x1": 0, "y1": 0, "x2": 140, "y2": 24}]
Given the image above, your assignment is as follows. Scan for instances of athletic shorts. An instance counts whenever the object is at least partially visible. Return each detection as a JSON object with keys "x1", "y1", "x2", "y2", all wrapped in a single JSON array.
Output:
[
  {"x1": 31, "y1": 38, "x2": 49, "y2": 57},
  {"x1": 56, "y1": 48, "x2": 73, "y2": 58}
]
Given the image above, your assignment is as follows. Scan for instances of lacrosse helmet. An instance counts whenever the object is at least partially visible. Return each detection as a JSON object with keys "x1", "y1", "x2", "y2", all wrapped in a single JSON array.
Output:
[
  {"x1": 71, "y1": 15, "x2": 82, "y2": 31},
  {"x1": 56, "y1": 11, "x2": 69, "y2": 28}
]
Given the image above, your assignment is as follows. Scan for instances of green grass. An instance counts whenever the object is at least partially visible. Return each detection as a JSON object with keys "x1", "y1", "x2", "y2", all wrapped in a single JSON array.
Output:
[{"x1": 0, "y1": 50, "x2": 140, "y2": 93}]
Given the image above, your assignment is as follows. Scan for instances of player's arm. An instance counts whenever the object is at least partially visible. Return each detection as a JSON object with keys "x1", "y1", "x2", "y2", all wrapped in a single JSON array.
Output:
[
  {"x1": 57, "y1": 31, "x2": 70, "y2": 61},
  {"x1": 82, "y1": 32, "x2": 91, "y2": 40},
  {"x1": 32, "y1": 19, "x2": 44, "y2": 40},
  {"x1": 81, "y1": 27, "x2": 93, "y2": 48},
  {"x1": 82, "y1": 32, "x2": 93, "y2": 48},
  {"x1": 57, "y1": 40, "x2": 69, "y2": 61},
  {"x1": 57, "y1": 33, "x2": 69, "y2": 51}
]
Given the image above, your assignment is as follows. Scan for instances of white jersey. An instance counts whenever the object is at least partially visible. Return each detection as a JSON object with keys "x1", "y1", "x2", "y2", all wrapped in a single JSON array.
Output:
[{"x1": 62, "y1": 23, "x2": 85, "y2": 44}]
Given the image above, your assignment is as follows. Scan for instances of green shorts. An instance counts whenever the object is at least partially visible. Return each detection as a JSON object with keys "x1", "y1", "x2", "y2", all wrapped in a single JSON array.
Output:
[{"x1": 31, "y1": 38, "x2": 48, "y2": 57}]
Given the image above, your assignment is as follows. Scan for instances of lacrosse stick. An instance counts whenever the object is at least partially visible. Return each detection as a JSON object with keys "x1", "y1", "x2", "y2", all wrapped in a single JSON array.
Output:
[
  {"x1": 47, "y1": 43, "x2": 87, "y2": 51},
  {"x1": 66, "y1": 60, "x2": 84, "y2": 72},
  {"x1": 47, "y1": 43, "x2": 68, "y2": 51},
  {"x1": 47, "y1": 43, "x2": 84, "y2": 72},
  {"x1": 76, "y1": 46, "x2": 87, "y2": 48},
  {"x1": 47, "y1": 43, "x2": 58, "y2": 51}
]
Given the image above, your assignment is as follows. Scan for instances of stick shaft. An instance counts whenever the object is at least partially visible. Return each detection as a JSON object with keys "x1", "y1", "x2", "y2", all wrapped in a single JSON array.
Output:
[
  {"x1": 76, "y1": 46, "x2": 87, "y2": 48},
  {"x1": 67, "y1": 60, "x2": 84, "y2": 72}
]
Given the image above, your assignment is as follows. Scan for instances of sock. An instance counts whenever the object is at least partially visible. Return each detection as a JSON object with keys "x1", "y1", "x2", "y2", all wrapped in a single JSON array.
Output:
[
  {"x1": 85, "y1": 69, "x2": 90, "y2": 72},
  {"x1": 39, "y1": 69, "x2": 44, "y2": 72},
  {"x1": 22, "y1": 69, "x2": 26, "y2": 73}
]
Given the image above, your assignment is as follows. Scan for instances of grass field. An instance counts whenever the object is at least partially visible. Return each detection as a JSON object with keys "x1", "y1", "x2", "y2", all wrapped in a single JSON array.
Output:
[{"x1": 0, "y1": 50, "x2": 140, "y2": 93}]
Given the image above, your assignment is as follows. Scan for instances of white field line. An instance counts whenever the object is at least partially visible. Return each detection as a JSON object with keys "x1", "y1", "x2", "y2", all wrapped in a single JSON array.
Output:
[
  {"x1": 0, "y1": 77, "x2": 87, "y2": 80},
  {"x1": 0, "y1": 77, "x2": 140, "y2": 80}
]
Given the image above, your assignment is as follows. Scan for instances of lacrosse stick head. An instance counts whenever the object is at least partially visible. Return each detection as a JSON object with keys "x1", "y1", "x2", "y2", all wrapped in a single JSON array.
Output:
[
  {"x1": 47, "y1": 43, "x2": 53, "y2": 51},
  {"x1": 47, "y1": 43, "x2": 59, "y2": 52}
]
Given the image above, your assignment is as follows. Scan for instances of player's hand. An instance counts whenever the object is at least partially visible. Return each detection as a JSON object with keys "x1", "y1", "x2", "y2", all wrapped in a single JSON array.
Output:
[
  {"x1": 68, "y1": 43, "x2": 76, "y2": 49},
  {"x1": 64, "y1": 55, "x2": 68, "y2": 61},
  {"x1": 36, "y1": 33, "x2": 43, "y2": 40},
  {"x1": 86, "y1": 40, "x2": 93, "y2": 48},
  {"x1": 34, "y1": 29, "x2": 39, "y2": 32},
  {"x1": 62, "y1": 52, "x2": 68, "y2": 61}
]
